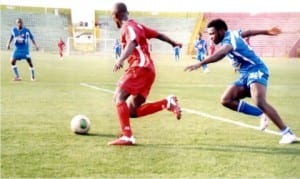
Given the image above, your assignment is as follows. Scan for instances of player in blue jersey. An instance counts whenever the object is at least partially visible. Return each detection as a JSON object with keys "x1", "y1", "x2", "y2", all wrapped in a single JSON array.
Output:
[
  {"x1": 194, "y1": 32, "x2": 209, "y2": 73},
  {"x1": 7, "y1": 18, "x2": 39, "y2": 81},
  {"x1": 174, "y1": 46, "x2": 180, "y2": 61},
  {"x1": 184, "y1": 19, "x2": 297, "y2": 144},
  {"x1": 113, "y1": 39, "x2": 122, "y2": 60}
]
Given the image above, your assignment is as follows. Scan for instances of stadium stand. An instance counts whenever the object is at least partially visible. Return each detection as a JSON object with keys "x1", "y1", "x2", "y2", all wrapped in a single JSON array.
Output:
[
  {"x1": 1, "y1": 10, "x2": 69, "y2": 51},
  {"x1": 202, "y1": 13, "x2": 300, "y2": 57},
  {"x1": 96, "y1": 15, "x2": 197, "y2": 54}
]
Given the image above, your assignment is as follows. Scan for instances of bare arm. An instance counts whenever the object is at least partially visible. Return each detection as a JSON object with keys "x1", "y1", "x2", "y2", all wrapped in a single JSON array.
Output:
[
  {"x1": 7, "y1": 35, "x2": 14, "y2": 50},
  {"x1": 31, "y1": 39, "x2": 39, "y2": 50},
  {"x1": 156, "y1": 33, "x2": 182, "y2": 48},
  {"x1": 184, "y1": 44, "x2": 232, "y2": 72},
  {"x1": 241, "y1": 27, "x2": 282, "y2": 38},
  {"x1": 113, "y1": 40, "x2": 137, "y2": 72}
]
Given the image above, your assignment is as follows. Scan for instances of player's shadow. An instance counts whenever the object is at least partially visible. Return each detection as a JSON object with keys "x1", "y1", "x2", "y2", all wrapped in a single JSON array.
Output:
[
  {"x1": 139, "y1": 142, "x2": 300, "y2": 155},
  {"x1": 75, "y1": 133, "x2": 116, "y2": 138}
]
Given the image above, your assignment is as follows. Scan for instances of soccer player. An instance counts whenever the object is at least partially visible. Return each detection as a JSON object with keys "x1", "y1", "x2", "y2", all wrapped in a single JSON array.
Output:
[
  {"x1": 57, "y1": 37, "x2": 65, "y2": 59},
  {"x1": 184, "y1": 19, "x2": 297, "y2": 144},
  {"x1": 194, "y1": 32, "x2": 209, "y2": 73},
  {"x1": 109, "y1": 2, "x2": 182, "y2": 145},
  {"x1": 113, "y1": 39, "x2": 122, "y2": 59},
  {"x1": 7, "y1": 18, "x2": 39, "y2": 81},
  {"x1": 174, "y1": 46, "x2": 180, "y2": 61}
]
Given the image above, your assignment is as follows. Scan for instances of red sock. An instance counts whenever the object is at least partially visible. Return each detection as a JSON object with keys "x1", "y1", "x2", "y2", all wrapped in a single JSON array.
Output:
[
  {"x1": 136, "y1": 99, "x2": 167, "y2": 117},
  {"x1": 116, "y1": 102, "x2": 132, "y2": 137}
]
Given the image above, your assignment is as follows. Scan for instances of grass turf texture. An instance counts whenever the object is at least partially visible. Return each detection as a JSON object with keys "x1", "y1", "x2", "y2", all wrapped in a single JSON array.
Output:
[{"x1": 1, "y1": 51, "x2": 300, "y2": 178}]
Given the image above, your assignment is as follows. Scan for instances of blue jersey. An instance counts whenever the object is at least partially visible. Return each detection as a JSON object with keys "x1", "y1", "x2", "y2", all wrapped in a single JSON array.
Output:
[
  {"x1": 174, "y1": 46, "x2": 180, "y2": 55},
  {"x1": 194, "y1": 39, "x2": 207, "y2": 56},
  {"x1": 222, "y1": 30, "x2": 269, "y2": 88},
  {"x1": 113, "y1": 40, "x2": 121, "y2": 53},
  {"x1": 10, "y1": 27, "x2": 34, "y2": 59},
  {"x1": 222, "y1": 30, "x2": 268, "y2": 73}
]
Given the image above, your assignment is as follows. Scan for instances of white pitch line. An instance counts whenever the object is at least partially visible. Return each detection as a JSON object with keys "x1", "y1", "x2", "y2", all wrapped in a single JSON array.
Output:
[{"x1": 80, "y1": 82, "x2": 284, "y2": 137}]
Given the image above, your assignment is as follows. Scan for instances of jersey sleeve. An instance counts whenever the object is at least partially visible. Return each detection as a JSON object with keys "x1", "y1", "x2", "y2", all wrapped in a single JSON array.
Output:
[
  {"x1": 10, "y1": 28, "x2": 15, "y2": 39},
  {"x1": 27, "y1": 28, "x2": 34, "y2": 40},
  {"x1": 222, "y1": 30, "x2": 242, "y2": 50}
]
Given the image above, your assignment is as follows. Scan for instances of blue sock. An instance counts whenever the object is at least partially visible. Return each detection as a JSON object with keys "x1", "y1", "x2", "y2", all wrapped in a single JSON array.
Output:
[
  {"x1": 237, "y1": 101, "x2": 263, "y2": 116},
  {"x1": 12, "y1": 65, "x2": 20, "y2": 78}
]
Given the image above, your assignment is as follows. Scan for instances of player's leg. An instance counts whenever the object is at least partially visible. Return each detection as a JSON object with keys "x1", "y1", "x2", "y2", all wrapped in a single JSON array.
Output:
[
  {"x1": 59, "y1": 48, "x2": 63, "y2": 58},
  {"x1": 128, "y1": 94, "x2": 181, "y2": 119},
  {"x1": 221, "y1": 84, "x2": 262, "y2": 114},
  {"x1": 11, "y1": 58, "x2": 21, "y2": 81},
  {"x1": 200, "y1": 55, "x2": 209, "y2": 72},
  {"x1": 109, "y1": 87, "x2": 135, "y2": 145},
  {"x1": 250, "y1": 83, "x2": 297, "y2": 144},
  {"x1": 221, "y1": 84, "x2": 268, "y2": 130},
  {"x1": 26, "y1": 58, "x2": 35, "y2": 81}
]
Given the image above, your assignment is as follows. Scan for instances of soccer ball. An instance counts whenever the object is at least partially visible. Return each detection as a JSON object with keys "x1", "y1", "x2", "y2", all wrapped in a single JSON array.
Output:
[{"x1": 70, "y1": 115, "x2": 91, "y2": 134}]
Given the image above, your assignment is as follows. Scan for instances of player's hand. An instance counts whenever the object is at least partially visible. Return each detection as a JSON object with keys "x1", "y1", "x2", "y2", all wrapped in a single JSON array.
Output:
[
  {"x1": 184, "y1": 64, "x2": 199, "y2": 72},
  {"x1": 268, "y1": 27, "x2": 282, "y2": 35},
  {"x1": 175, "y1": 43, "x2": 183, "y2": 48},
  {"x1": 7, "y1": 45, "x2": 10, "y2": 50},
  {"x1": 113, "y1": 60, "x2": 124, "y2": 72},
  {"x1": 35, "y1": 46, "x2": 39, "y2": 51}
]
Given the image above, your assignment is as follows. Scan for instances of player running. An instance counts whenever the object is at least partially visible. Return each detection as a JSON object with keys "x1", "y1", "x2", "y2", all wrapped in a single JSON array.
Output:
[
  {"x1": 7, "y1": 18, "x2": 39, "y2": 81},
  {"x1": 113, "y1": 39, "x2": 122, "y2": 60},
  {"x1": 57, "y1": 37, "x2": 65, "y2": 59},
  {"x1": 184, "y1": 18, "x2": 297, "y2": 144},
  {"x1": 194, "y1": 32, "x2": 209, "y2": 73},
  {"x1": 109, "y1": 2, "x2": 182, "y2": 145}
]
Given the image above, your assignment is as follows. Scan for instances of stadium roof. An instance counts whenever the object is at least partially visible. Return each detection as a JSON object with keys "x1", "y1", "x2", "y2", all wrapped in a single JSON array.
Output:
[{"x1": 1, "y1": 0, "x2": 299, "y2": 12}]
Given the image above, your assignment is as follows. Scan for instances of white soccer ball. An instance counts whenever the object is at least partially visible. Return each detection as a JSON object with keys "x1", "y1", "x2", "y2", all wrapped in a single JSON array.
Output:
[{"x1": 70, "y1": 115, "x2": 91, "y2": 134}]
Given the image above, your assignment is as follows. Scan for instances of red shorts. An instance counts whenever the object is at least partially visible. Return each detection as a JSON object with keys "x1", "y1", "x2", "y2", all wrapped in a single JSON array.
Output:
[{"x1": 118, "y1": 67, "x2": 155, "y2": 98}]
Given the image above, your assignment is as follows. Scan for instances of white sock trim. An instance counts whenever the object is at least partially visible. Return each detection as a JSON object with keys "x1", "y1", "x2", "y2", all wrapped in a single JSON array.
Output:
[
  {"x1": 237, "y1": 101, "x2": 243, "y2": 112},
  {"x1": 280, "y1": 127, "x2": 290, "y2": 136}
]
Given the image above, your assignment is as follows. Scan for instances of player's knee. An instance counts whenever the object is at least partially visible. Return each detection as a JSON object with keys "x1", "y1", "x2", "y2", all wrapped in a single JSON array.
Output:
[
  {"x1": 11, "y1": 60, "x2": 16, "y2": 65},
  {"x1": 220, "y1": 97, "x2": 231, "y2": 107}
]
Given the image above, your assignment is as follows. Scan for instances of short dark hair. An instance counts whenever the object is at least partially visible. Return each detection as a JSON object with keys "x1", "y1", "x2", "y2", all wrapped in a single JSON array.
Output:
[
  {"x1": 207, "y1": 19, "x2": 228, "y2": 31},
  {"x1": 115, "y1": 2, "x2": 128, "y2": 14}
]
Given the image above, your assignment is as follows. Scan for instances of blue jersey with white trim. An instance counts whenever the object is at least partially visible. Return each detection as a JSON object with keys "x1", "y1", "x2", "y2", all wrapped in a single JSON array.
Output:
[
  {"x1": 194, "y1": 39, "x2": 207, "y2": 56},
  {"x1": 222, "y1": 30, "x2": 267, "y2": 73},
  {"x1": 11, "y1": 27, "x2": 34, "y2": 54}
]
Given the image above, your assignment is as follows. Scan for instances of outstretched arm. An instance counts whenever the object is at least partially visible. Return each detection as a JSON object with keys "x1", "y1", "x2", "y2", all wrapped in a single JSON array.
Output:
[
  {"x1": 156, "y1": 33, "x2": 182, "y2": 48},
  {"x1": 184, "y1": 44, "x2": 232, "y2": 72},
  {"x1": 241, "y1": 27, "x2": 282, "y2": 38}
]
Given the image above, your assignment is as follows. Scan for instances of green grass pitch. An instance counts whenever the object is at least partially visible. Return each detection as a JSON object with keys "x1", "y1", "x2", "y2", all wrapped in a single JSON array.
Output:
[{"x1": 1, "y1": 51, "x2": 300, "y2": 178}]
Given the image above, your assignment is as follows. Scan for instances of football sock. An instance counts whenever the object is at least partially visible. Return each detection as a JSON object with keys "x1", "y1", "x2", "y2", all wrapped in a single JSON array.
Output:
[
  {"x1": 12, "y1": 65, "x2": 20, "y2": 78},
  {"x1": 136, "y1": 99, "x2": 167, "y2": 117},
  {"x1": 116, "y1": 102, "x2": 132, "y2": 137},
  {"x1": 280, "y1": 127, "x2": 294, "y2": 135},
  {"x1": 237, "y1": 101, "x2": 263, "y2": 116},
  {"x1": 30, "y1": 67, "x2": 35, "y2": 79}
]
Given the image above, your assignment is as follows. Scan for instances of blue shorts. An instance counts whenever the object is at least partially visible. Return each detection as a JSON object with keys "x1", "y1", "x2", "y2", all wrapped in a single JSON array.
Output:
[
  {"x1": 12, "y1": 51, "x2": 31, "y2": 60},
  {"x1": 233, "y1": 65, "x2": 269, "y2": 90},
  {"x1": 197, "y1": 54, "x2": 205, "y2": 61}
]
